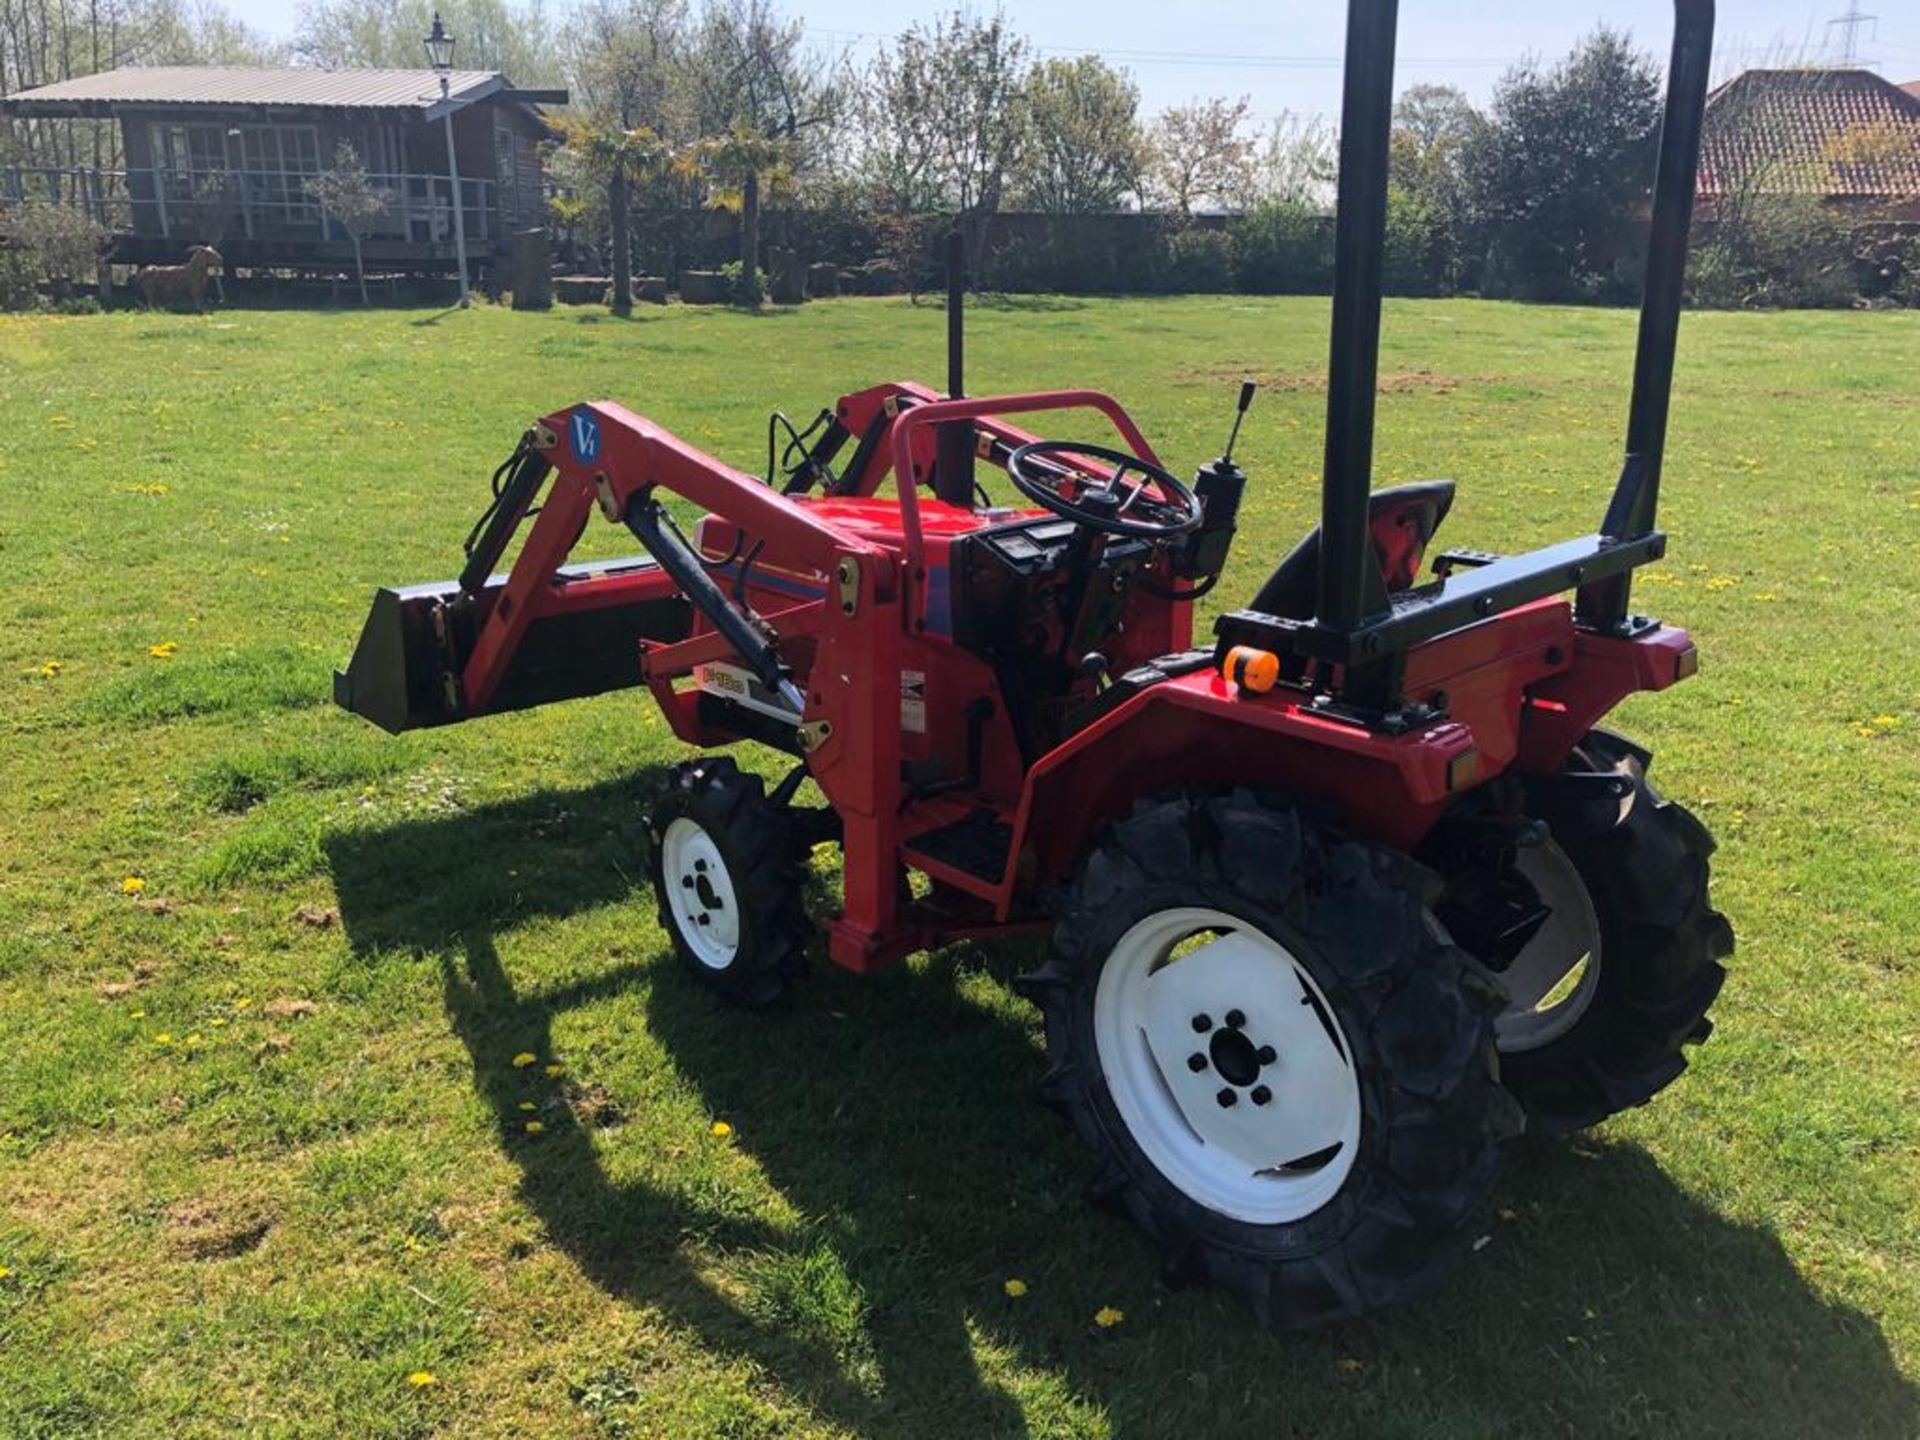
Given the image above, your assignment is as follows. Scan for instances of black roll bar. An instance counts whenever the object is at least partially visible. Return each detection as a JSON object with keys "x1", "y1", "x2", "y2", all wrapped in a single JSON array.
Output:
[
  {"x1": 1316, "y1": 0, "x2": 1402, "y2": 633},
  {"x1": 1578, "y1": 0, "x2": 1716, "y2": 628},
  {"x1": 1313, "y1": 0, "x2": 1716, "y2": 641}
]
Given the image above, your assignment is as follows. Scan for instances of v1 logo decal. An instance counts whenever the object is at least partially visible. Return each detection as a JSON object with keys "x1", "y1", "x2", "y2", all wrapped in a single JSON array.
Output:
[{"x1": 570, "y1": 408, "x2": 602, "y2": 463}]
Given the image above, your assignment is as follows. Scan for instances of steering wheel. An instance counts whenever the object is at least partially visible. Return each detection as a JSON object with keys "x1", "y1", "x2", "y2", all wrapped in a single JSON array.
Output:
[{"x1": 1006, "y1": 440, "x2": 1203, "y2": 540}]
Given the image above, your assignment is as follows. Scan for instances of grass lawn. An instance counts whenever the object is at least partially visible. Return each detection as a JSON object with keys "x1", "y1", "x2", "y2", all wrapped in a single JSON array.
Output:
[{"x1": 0, "y1": 293, "x2": 1915, "y2": 1439}]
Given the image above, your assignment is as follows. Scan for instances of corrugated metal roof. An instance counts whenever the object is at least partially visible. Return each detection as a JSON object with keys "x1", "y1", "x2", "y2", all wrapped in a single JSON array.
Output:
[
  {"x1": 2, "y1": 65, "x2": 502, "y2": 112},
  {"x1": 1700, "y1": 68, "x2": 1920, "y2": 200}
]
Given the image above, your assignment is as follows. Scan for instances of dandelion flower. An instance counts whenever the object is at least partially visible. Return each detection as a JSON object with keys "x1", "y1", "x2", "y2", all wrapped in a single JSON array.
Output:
[
  {"x1": 122, "y1": 876, "x2": 145, "y2": 895},
  {"x1": 130, "y1": 1009, "x2": 146, "y2": 1020},
  {"x1": 523, "y1": 1120, "x2": 545, "y2": 1135},
  {"x1": 210, "y1": 1017, "x2": 228, "y2": 1028},
  {"x1": 148, "y1": 641, "x2": 178, "y2": 659},
  {"x1": 37, "y1": 661, "x2": 61, "y2": 678},
  {"x1": 185, "y1": 1032, "x2": 203, "y2": 1045},
  {"x1": 511, "y1": 1051, "x2": 537, "y2": 1068},
  {"x1": 0, "y1": 1266, "x2": 11, "y2": 1280},
  {"x1": 406, "y1": 1370, "x2": 438, "y2": 1389},
  {"x1": 544, "y1": 1062, "x2": 564, "y2": 1078},
  {"x1": 1003, "y1": 1278, "x2": 1028, "y2": 1299},
  {"x1": 234, "y1": 998, "x2": 253, "y2": 1010},
  {"x1": 710, "y1": 1120, "x2": 733, "y2": 1138},
  {"x1": 518, "y1": 1101, "x2": 536, "y2": 1113},
  {"x1": 1093, "y1": 1305, "x2": 1124, "y2": 1329},
  {"x1": 154, "y1": 1031, "x2": 175, "y2": 1045}
]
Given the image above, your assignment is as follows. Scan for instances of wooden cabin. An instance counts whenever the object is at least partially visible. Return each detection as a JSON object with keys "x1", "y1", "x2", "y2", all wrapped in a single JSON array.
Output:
[{"x1": 1, "y1": 66, "x2": 567, "y2": 275}]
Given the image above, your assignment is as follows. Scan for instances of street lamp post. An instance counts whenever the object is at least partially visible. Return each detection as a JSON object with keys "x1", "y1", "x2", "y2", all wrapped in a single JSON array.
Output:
[{"x1": 425, "y1": 12, "x2": 470, "y2": 307}]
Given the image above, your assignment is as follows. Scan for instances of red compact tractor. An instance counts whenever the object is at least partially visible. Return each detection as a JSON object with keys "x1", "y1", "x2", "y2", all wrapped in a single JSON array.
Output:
[{"x1": 338, "y1": 0, "x2": 1732, "y2": 1326}]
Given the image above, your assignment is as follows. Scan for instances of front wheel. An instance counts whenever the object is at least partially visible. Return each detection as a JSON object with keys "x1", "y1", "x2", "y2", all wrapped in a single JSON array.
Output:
[
  {"x1": 648, "y1": 758, "x2": 810, "y2": 1007},
  {"x1": 1023, "y1": 789, "x2": 1520, "y2": 1329}
]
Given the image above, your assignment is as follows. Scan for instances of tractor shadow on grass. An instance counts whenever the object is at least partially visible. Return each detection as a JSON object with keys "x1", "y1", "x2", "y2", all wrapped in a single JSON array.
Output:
[{"x1": 331, "y1": 776, "x2": 1919, "y2": 1440}]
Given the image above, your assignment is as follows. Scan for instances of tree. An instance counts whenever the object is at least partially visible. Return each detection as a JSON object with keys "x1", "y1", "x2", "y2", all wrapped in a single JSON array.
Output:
[
  {"x1": 697, "y1": 123, "x2": 793, "y2": 302},
  {"x1": 1016, "y1": 55, "x2": 1143, "y2": 213},
  {"x1": 683, "y1": 0, "x2": 837, "y2": 302},
  {"x1": 863, "y1": 10, "x2": 1028, "y2": 274},
  {"x1": 1464, "y1": 28, "x2": 1662, "y2": 301},
  {"x1": 307, "y1": 140, "x2": 390, "y2": 304},
  {"x1": 1251, "y1": 112, "x2": 1338, "y2": 211},
  {"x1": 1389, "y1": 84, "x2": 1483, "y2": 291},
  {"x1": 294, "y1": 0, "x2": 559, "y2": 83},
  {"x1": 1144, "y1": 96, "x2": 1257, "y2": 216},
  {"x1": 1393, "y1": 82, "x2": 1482, "y2": 153},
  {"x1": 563, "y1": 0, "x2": 688, "y2": 137},
  {"x1": 559, "y1": 118, "x2": 670, "y2": 313}
]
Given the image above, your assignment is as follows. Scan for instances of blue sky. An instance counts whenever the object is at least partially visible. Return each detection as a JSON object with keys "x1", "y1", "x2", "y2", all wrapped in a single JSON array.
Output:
[{"x1": 233, "y1": 0, "x2": 1920, "y2": 121}]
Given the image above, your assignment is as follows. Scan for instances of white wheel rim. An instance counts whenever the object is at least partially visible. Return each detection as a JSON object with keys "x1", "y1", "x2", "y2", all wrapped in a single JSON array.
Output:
[
  {"x1": 661, "y1": 817, "x2": 742, "y2": 970},
  {"x1": 1494, "y1": 841, "x2": 1603, "y2": 1052},
  {"x1": 1093, "y1": 907, "x2": 1362, "y2": 1225}
]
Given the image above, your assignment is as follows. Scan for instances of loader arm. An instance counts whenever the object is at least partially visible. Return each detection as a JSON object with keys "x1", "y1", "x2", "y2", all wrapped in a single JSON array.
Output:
[{"x1": 458, "y1": 401, "x2": 891, "y2": 717}]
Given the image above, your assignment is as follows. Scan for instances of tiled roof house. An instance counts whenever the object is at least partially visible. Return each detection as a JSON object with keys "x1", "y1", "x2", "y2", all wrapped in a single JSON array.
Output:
[{"x1": 1699, "y1": 68, "x2": 1920, "y2": 218}]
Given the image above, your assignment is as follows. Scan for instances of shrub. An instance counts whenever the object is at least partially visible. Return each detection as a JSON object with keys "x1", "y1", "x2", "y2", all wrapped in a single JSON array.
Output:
[
  {"x1": 1383, "y1": 182, "x2": 1447, "y2": 297},
  {"x1": 1165, "y1": 227, "x2": 1236, "y2": 293},
  {"x1": 0, "y1": 234, "x2": 39, "y2": 311},
  {"x1": 718, "y1": 259, "x2": 768, "y2": 301},
  {"x1": 1889, "y1": 236, "x2": 1920, "y2": 308},
  {"x1": 5, "y1": 202, "x2": 109, "y2": 300},
  {"x1": 1689, "y1": 196, "x2": 1857, "y2": 309},
  {"x1": 1230, "y1": 200, "x2": 1332, "y2": 294},
  {"x1": 981, "y1": 219, "x2": 1173, "y2": 295}
]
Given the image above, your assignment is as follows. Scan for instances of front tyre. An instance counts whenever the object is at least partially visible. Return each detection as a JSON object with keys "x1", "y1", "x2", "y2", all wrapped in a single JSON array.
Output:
[
  {"x1": 648, "y1": 758, "x2": 810, "y2": 1008},
  {"x1": 1025, "y1": 790, "x2": 1519, "y2": 1329}
]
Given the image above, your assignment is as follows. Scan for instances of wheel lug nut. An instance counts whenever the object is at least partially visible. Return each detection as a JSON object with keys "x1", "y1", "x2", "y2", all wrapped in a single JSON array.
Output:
[
  {"x1": 1225, "y1": 1009, "x2": 1246, "y2": 1029},
  {"x1": 1216, "y1": 1088, "x2": 1237, "y2": 1108},
  {"x1": 1251, "y1": 1085, "x2": 1272, "y2": 1106},
  {"x1": 1187, "y1": 1053, "x2": 1208, "y2": 1073},
  {"x1": 696, "y1": 914, "x2": 710, "y2": 926},
  {"x1": 681, "y1": 875, "x2": 695, "y2": 889},
  {"x1": 1256, "y1": 1044, "x2": 1276, "y2": 1065},
  {"x1": 694, "y1": 859, "x2": 707, "y2": 872},
  {"x1": 1190, "y1": 1014, "x2": 1212, "y2": 1034}
]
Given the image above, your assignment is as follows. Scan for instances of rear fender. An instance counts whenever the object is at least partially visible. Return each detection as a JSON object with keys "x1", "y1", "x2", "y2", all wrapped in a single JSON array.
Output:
[{"x1": 999, "y1": 673, "x2": 1476, "y2": 913}]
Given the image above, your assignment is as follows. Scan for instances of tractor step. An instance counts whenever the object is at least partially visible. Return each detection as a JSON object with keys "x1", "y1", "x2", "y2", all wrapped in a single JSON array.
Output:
[{"x1": 903, "y1": 807, "x2": 1014, "y2": 895}]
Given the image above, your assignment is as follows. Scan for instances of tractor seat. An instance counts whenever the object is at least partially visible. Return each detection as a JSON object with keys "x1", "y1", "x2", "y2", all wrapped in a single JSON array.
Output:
[{"x1": 1247, "y1": 480, "x2": 1456, "y2": 620}]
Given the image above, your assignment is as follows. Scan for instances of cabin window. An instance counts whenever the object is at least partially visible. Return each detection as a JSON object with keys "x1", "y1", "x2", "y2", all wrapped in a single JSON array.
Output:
[{"x1": 148, "y1": 121, "x2": 324, "y2": 236}]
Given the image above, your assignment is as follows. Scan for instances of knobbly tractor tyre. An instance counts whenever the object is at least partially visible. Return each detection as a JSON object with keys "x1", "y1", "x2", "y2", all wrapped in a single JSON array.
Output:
[
  {"x1": 1490, "y1": 730, "x2": 1733, "y2": 1136},
  {"x1": 648, "y1": 758, "x2": 810, "y2": 1007},
  {"x1": 1024, "y1": 789, "x2": 1520, "y2": 1329}
]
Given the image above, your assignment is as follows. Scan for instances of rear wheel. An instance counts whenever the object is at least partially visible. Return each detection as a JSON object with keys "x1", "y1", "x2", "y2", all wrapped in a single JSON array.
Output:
[
  {"x1": 1024, "y1": 789, "x2": 1519, "y2": 1329},
  {"x1": 1491, "y1": 731, "x2": 1733, "y2": 1135},
  {"x1": 648, "y1": 758, "x2": 810, "y2": 1007}
]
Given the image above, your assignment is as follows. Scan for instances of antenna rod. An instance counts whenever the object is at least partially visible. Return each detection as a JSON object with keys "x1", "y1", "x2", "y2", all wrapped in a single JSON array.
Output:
[{"x1": 934, "y1": 229, "x2": 976, "y2": 506}]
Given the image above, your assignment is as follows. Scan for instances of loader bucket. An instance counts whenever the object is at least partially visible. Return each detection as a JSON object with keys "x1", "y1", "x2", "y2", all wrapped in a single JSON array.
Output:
[{"x1": 333, "y1": 557, "x2": 692, "y2": 734}]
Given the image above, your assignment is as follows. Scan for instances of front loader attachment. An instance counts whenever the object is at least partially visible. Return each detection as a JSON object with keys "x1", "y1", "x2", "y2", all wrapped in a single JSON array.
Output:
[
  {"x1": 334, "y1": 431, "x2": 694, "y2": 734},
  {"x1": 333, "y1": 556, "x2": 691, "y2": 733}
]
